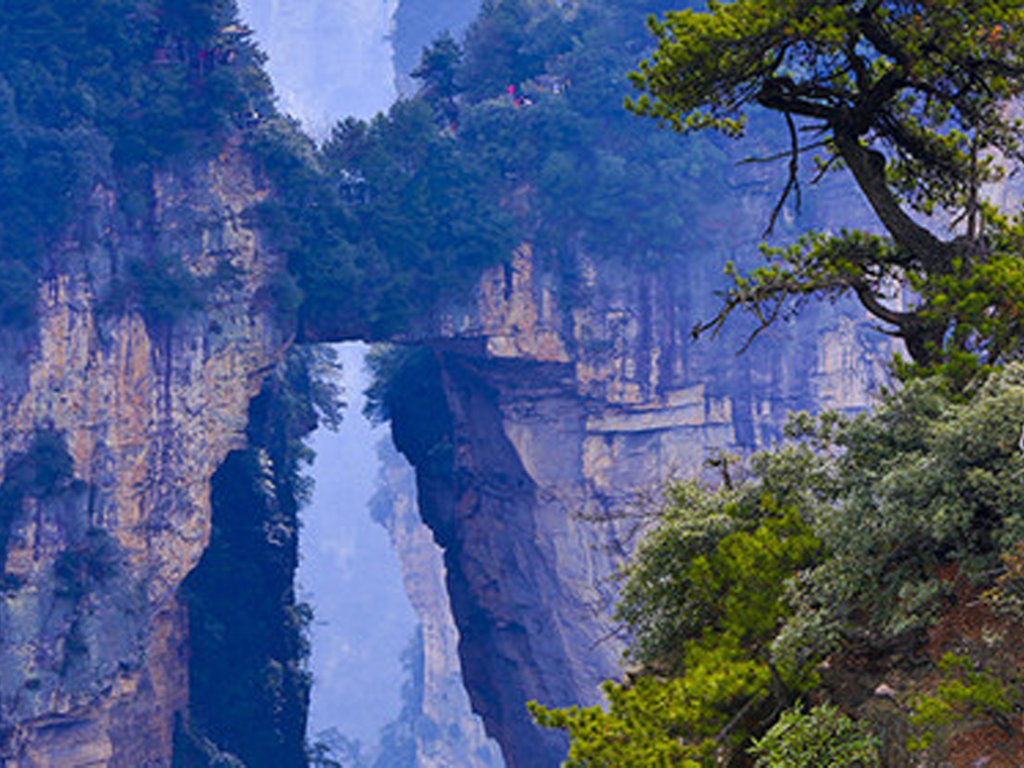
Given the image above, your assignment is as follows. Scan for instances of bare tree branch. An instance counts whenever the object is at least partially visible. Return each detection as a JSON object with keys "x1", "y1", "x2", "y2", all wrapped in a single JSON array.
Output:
[{"x1": 764, "y1": 112, "x2": 803, "y2": 236}]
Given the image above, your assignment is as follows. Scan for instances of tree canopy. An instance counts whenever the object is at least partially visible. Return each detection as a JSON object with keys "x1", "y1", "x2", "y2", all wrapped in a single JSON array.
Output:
[
  {"x1": 629, "y1": 0, "x2": 1024, "y2": 380},
  {"x1": 533, "y1": 364, "x2": 1024, "y2": 763},
  {"x1": 0, "y1": 0, "x2": 273, "y2": 326}
]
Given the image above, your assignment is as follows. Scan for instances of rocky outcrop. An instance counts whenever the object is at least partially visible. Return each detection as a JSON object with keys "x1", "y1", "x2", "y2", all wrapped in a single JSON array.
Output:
[
  {"x1": 371, "y1": 439, "x2": 503, "y2": 768},
  {"x1": 0, "y1": 139, "x2": 287, "y2": 767},
  {"x1": 391, "y1": 236, "x2": 892, "y2": 766},
  {"x1": 374, "y1": 438, "x2": 505, "y2": 768},
  {"x1": 179, "y1": 358, "x2": 316, "y2": 768}
]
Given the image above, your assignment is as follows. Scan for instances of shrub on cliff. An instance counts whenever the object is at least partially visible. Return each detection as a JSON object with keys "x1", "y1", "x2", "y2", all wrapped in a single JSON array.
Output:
[
  {"x1": 534, "y1": 364, "x2": 1024, "y2": 760},
  {"x1": 749, "y1": 705, "x2": 880, "y2": 767},
  {"x1": 532, "y1": 489, "x2": 822, "y2": 763},
  {"x1": 0, "y1": 430, "x2": 75, "y2": 564}
]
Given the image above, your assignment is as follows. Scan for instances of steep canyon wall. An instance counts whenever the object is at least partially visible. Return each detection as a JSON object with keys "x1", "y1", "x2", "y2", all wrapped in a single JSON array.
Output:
[
  {"x1": 390, "y1": 234, "x2": 891, "y2": 766},
  {"x1": 0, "y1": 141, "x2": 287, "y2": 767},
  {"x1": 0, "y1": 151, "x2": 890, "y2": 768},
  {"x1": 0, "y1": 132, "x2": 891, "y2": 768}
]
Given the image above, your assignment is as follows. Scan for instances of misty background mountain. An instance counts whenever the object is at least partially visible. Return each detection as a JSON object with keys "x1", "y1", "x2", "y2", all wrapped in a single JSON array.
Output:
[{"x1": 234, "y1": 1, "x2": 501, "y2": 765}]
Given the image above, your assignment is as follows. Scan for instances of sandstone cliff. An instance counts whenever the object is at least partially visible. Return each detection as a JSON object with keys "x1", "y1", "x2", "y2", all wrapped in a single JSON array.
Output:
[
  {"x1": 371, "y1": 439, "x2": 503, "y2": 768},
  {"x1": 391, "y1": 237, "x2": 892, "y2": 766},
  {"x1": 0, "y1": 135, "x2": 890, "y2": 768},
  {"x1": 0, "y1": 140, "x2": 287, "y2": 767}
]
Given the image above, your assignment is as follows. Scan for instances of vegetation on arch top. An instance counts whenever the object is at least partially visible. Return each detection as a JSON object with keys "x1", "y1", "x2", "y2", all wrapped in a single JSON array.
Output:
[
  {"x1": 0, "y1": 0, "x2": 508, "y2": 338},
  {"x1": 262, "y1": 0, "x2": 763, "y2": 339},
  {"x1": 441, "y1": 0, "x2": 740, "y2": 264},
  {"x1": 0, "y1": 0, "x2": 803, "y2": 340},
  {"x1": 630, "y1": 0, "x2": 1024, "y2": 382}
]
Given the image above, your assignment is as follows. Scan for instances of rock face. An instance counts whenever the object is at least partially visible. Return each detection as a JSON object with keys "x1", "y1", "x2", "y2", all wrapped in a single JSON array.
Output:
[
  {"x1": 0, "y1": 136, "x2": 891, "y2": 768},
  {"x1": 0, "y1": 140, "x2": 286, "y2": 767},
  {"x1": 391, "y1": 238, "x2": 892, "y2": 766},
  {"x1": 0, "y1": 130, "x2": 890, "y2": 768},
  {"x1": 372, "y1": 439, "x2": 504, "y2": 768}
]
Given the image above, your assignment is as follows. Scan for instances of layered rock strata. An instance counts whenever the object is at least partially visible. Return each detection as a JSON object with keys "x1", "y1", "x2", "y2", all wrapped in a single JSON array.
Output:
[
  {"x1": 390, "y1": 242, "x2": 891, "y2": 766},
  {"x1": 0, "y1": 140, "x2": 286, "y2": 767}
]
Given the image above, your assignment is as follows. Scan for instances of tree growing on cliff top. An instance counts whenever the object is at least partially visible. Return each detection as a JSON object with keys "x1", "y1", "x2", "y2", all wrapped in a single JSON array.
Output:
[{"x1": 629, "y1": 0, "x2": 1024, "y2": 382}]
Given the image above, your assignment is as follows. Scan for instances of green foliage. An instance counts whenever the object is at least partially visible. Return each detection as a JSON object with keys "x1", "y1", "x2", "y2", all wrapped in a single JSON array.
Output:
[
  {"x1": 0, "y1": 0, "x2": 273, "y2": 318},
  {"x1": 412, "y1": 31, "x2": 463, "y2": 124},
  {"x1": 391, "y1": 0, "x2": 479, "y2": 83},
  {"x1": 452, "y1": 0, "x2": 728, "y2": 266},
  {"x1": 749, "y1": 704, "x2": 880, "y2": 767},
  {"x1": 778, "y1": 365, "x2": 1024, "y2": 662},
  {"x1": 302, "y1": 0, "x2": 737, "y2": 327},
  {"x1": 630, "y1": 0, "x2": 1024, "y2": 194},
  {"x1": 534, "y1": 490, "x2": 822, "y2": 762},
  {"x1": 908, "y1": 653, "x2": 1014, "y2": 752},
  {"x1": 529, "y1": 677, "x2": 715, "y2": 766},
  {"x1": 630, "y1": 0, "x2": 1024, "y2": 378},
  {"x1": 126, "y1": 254, "x2": 210, "y2": 326},
  {"x1": 618, "y1": 484, "x2": 822, "y2": 673},
  {"x1": 250, "y1": 98, "x2": 515, "y2": 337},
  {"x1": 321, "y1": 100, "x2": 515, "y2": 330},
  {"x1": 987, "y1": 541, "x2": 1024, "y2": 619},
  {"x1": 539, "y1": 363, "x2": 1024, "y2": 762},
  {"x1": 99, "y1": 250, "x2": 246, "y2": 328},
  {"x1": 585, "y1": 360, "x2": 1024, "y2": 704},
  {"x1": 458, "y1": 0, "x2": 570, "y2": 103}
]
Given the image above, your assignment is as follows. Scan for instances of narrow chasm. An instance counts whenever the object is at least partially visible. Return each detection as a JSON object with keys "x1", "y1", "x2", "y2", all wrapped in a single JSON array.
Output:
[
  {"x1": 300, "y1": 342, "x2": 503, "y2": 767},
  {"x1": 298, "y1": 342, "x2": 418, "y2": 761},
  {"x1": 177, "y1": 342, "x2": 503, "y2": 768}
]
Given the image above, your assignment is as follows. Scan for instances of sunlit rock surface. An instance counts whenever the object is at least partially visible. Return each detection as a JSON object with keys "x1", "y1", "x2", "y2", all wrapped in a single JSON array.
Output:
[
  {"x1": 0, "y1": 141, "x2": 287, "y2": 766},
  {"x1": 394, "y1": 231, "x2": 891, "y2": 766}
]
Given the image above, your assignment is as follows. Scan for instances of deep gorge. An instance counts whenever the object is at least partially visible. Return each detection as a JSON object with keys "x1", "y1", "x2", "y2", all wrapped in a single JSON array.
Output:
[{"x1": 0, "y1": 1, "x2": 901, "y2": 766}]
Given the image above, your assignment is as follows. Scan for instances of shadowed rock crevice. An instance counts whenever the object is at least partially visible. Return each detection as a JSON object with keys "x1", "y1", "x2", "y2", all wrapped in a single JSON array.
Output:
[{"x1": 178, "y1": 352, "x2": 331, "y2": 768}]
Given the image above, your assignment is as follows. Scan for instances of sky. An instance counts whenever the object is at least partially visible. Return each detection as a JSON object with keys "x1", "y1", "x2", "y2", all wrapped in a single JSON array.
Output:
[
  {"x1": 238, "y1": 0, "x2": 399, "y2": 131},
  {"x1": 297, "y1": 343, "x2": 418, "y2": 745},
  {"x1": 234, "y1": 0, "x2": 418, "y2": 747}
]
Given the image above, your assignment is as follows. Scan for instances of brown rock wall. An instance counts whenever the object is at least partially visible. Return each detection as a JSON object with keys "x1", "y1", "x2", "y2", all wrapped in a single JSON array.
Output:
[
  {"x1": 0, "y1": 140, "x2": 285, "y2": 766},
  {"x1": 398, "y1": 241, "x2": 893, "y2": 766}
]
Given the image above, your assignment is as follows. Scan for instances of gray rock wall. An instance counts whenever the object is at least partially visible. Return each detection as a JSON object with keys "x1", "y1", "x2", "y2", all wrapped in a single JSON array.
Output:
[
  {"x1": 394, "y1": 235, "x2": 892, "y2": 766},
  {"x1": 0, "y1": 141, "x2": 286, "y2": 767},
  {"x1": 372, "y1": 439, "x2": 504, "y2": 768}
]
